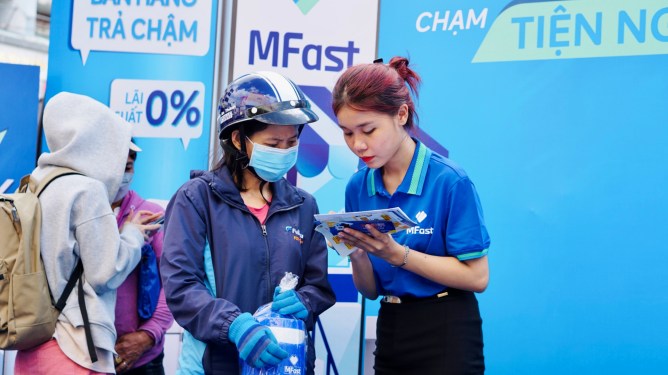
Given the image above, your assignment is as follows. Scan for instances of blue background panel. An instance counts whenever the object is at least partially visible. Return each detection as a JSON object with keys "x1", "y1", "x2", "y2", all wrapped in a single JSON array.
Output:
[
  {"x1": 0, "y1": 62, "x2": 40, "y2": 192},
  {"x1": 378, "y1": 1, "x2": 668, "y2": 373},
  {"x1": 328, "y1": 274, "x2": 358, "y2": 303}
]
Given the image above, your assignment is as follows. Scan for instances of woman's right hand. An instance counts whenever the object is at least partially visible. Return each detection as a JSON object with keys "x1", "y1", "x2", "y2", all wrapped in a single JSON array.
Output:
[{"x1": 125, "y1": 209, "x2": 163, "y2": 241}]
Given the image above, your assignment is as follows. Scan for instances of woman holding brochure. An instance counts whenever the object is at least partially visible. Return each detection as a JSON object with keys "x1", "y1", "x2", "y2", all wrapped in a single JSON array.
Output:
[
  {"x1": 331, "y1": 57, "x2": 490, "y2": 375},
  {"x1": 160, "y1": 71, "x2": 335, "y2": 375}
]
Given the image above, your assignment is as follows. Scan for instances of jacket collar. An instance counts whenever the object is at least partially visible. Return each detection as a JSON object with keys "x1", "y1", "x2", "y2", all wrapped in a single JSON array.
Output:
[{"x1": 191, "y1": 168, "x2": 305, "y2": 212}]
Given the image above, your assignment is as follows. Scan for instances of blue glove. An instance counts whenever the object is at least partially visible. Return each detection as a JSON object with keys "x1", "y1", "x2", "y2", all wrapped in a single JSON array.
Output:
[
  {"x1": 228, "y1": 312, "x2": 288, "y2": 368},
  {"x1": 271, "y1": 286, "x2": 308, "y2": 320}
]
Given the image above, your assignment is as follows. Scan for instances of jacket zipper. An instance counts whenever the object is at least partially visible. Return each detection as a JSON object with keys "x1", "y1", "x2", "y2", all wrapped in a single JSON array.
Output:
[
  {"x1": 261, "y1": 224, "x2": 270, "y2": 297},
  {"x1": 260, "y1": 204, "x2": 301, "y2": 298},
  {"x1": 208, "y1": 182, "x2": 303, "y2": 300}
]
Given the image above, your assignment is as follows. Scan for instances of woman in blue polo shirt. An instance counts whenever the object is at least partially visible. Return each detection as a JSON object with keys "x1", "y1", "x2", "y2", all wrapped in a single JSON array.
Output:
[{"x1": 331, "y1": 56, "x2": 490, "y2": 375}]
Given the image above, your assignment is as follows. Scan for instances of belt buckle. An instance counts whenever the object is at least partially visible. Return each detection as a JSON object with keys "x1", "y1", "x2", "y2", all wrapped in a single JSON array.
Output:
[{"x1": 383, "y1": 295, "x2": 402, "y2": 304}]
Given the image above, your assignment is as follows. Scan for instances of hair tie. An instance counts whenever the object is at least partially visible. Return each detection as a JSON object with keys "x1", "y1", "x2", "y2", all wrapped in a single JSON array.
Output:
[{"x1": 373, "y1": 58, "x2": 384, "y2": 64}]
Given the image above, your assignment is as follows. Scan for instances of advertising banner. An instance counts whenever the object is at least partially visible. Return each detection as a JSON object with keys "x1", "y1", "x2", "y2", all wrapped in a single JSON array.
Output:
[
  {"x1": 231, "y1": 1, "x2": 379, "y2": 373},
  {"x1": 378, "y1": 0, "x2": 668, "y2": 373},
  {"x1": 45, "y1": 0, "x2": 220, "y2": 201},
  {"x1": 0, "y1": 62, "x2": 40, "y2": 193},
  {"x1": 232, "y1": 0, "x2": 377, "y2": 225}
]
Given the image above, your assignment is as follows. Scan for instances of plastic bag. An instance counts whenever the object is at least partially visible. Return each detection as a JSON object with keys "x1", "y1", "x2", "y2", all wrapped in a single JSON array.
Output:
[
  {"x1": 241, "y1": 272, "x2": 307, "y2": 375},
  {"x1": 137, "y1": 243, "x2": 160, "y2": 319}
]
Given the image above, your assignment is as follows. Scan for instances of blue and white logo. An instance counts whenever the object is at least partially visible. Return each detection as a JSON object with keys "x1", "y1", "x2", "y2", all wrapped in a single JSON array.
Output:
[
  {"x1": 407, "y1": 226, "x2": 434, "y2": 235},
  {"x1": 415, "y1": 210, "x2": 427, "y2": 223},
  {"x1": 282, "y1": 354, "x2": 302, "y2": 374}
]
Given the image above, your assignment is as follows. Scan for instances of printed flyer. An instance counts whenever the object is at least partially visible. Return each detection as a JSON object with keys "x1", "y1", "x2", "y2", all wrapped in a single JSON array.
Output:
[{"x1": 315, "y1": 208, "x2": 417, "y2": 256}]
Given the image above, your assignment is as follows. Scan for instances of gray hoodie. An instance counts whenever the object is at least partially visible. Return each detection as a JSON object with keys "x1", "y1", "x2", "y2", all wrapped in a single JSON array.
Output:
[{"x1": 31, "y1": 92, "x2": 144, "y2": 372}]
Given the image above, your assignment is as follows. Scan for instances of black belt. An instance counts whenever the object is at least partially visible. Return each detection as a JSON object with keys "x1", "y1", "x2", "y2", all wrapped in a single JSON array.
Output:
[{"x1": 382, "y1": 289, "x2": 461, "y2": 304}]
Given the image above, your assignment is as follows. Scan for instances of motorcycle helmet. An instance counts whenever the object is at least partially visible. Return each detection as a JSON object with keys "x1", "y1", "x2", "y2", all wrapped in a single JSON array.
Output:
[{"x1": 217, "y1": 71, "x2": 318, "y2": 140}]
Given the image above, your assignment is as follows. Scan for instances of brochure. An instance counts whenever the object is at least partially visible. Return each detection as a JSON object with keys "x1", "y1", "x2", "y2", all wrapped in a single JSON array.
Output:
[{"x1": 314, "y1": 207, "x2": 417, "y2": 257}]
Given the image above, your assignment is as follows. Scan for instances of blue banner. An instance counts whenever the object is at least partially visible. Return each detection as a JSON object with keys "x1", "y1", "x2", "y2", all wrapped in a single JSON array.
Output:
[
  {"x1": 378, "y1": 0, "x2": 668, "y2": 373},
  {"x1": 45, "y1": 0, "x2": 219, "y2": 201},
  {"x1": 0, "y1": 62, "x2": 40, "y2": 193}
]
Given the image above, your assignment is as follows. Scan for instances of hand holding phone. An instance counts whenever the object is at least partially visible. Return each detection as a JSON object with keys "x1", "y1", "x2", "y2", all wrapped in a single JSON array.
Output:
[
  {"x1": 127, "y1": 210, "x2": 164, "y2": 239},
  {"x1": 148, "y1": 216, "x2": 165, "y2": 226},
  {"x1": 145, "y1": 215, "x2": 164, "y2": 237}
]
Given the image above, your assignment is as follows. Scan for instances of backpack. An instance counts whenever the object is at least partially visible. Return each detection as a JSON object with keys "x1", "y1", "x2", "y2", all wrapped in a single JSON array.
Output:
[{"x1": 0, "y1": 168, "x2": 97, "y2": 361}]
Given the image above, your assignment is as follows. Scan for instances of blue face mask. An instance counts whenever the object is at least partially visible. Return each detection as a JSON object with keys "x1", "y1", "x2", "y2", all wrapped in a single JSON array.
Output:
[
  {"x1": 247, "y1": 138, "x2": 299, "y2": 182},
  {"x1": 113, "y1": 172, "x2": 133, "y2": 203}
]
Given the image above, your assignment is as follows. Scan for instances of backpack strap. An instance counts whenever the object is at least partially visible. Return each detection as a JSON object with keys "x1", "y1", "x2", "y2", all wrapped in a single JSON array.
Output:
[
  {"x1": 77, "y1": 266, "x2": 98, "y2": 363},
  {"x1": 34, "y1": 167, "x2": 82, "y2": 197},
  {"x1": 54, "y1": 260, "x2": 83, "y2": 312},
  {"x1": 53, "y1": 259, "x2": 98, "y2": 363}
]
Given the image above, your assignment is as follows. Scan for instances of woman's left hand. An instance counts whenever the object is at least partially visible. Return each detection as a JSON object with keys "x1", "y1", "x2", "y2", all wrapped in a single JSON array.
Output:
[
  {"x1": 338, "y1": 225, "x2": 406, "y2": 267},
  {"x1": 115, "y1": 331, "x2": 154, "y2": 373}
]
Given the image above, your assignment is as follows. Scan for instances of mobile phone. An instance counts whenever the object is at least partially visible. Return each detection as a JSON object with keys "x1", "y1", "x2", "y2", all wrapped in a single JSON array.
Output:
[
  {"x1": 146, "y1": 216, "x2": 164, "y2": 236},
  {"x1": 149, "y1": 216, "x2": 165, "y2": 226}
]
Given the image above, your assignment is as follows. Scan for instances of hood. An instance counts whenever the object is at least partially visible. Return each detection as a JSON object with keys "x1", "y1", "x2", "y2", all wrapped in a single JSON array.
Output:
[{"x1": 36, "y1": 92, "x2": 134, "y2": 203}]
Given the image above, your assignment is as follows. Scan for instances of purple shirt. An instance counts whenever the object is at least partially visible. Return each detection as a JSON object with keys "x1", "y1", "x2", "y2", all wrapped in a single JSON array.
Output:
[{"x1": 114, "y1": 190, "x2": 174, "y2": 368}]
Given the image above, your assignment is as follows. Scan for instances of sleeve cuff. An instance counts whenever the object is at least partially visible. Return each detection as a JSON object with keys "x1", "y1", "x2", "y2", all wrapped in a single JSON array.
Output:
[
  {"x1": 139, "y1": 324, "x2": 163, "y2": 344},
  {"x1": 223, "y1": 311, "x2": 242, "y2": 344},
  {"x1": 121, "y1": 224, "x2": 144, "y2": 248},
  {"x1": 455, "y1": 248, "x2": 489, "y2": 261}
]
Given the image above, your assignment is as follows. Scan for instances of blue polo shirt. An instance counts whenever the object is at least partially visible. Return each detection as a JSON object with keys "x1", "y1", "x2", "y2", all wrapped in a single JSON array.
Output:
[{"x1": 345, "y1": 140, "x2": 490, "y2": 298}]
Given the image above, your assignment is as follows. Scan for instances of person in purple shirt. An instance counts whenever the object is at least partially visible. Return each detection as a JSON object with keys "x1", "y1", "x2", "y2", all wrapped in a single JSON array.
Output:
[{"x1": 112, "y1": 146, "x2": 174, "y2": 374}]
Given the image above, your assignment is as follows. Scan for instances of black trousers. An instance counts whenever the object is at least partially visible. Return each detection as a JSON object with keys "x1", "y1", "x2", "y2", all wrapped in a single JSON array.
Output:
[{"x1": 374, "y1": 289, "x2": 485, "y2": 375}]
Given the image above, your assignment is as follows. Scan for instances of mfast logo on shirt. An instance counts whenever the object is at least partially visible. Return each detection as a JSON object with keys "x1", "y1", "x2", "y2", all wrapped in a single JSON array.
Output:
[
  {"x1": 407, "y1": 210, "x2": 433, "y2": 235},
  {"x1": 415, "y1": 210, "x2": 427, "y2": 223},
  {"x1": 406, "y1": 226, "x2": 434, "y2": 235},
  {"x1": 285, "y1": 225, "x2": 304, "y2": 244}
]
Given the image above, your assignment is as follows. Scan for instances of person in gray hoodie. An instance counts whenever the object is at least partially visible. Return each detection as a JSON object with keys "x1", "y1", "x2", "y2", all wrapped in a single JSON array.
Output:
[{"x1": 14, "y1": 92, "x2": 161, "y2": 375}]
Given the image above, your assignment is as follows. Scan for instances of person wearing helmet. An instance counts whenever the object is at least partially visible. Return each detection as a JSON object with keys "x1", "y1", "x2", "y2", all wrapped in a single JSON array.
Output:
[{"x1": 160, "y1": 71, "x2": 336, "y2": 374}]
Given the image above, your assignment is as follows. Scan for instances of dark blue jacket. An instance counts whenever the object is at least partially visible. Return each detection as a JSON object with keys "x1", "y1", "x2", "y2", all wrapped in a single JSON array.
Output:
[{"x1": 160, "y1": 167, "x2": 335, "y2": 374}]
